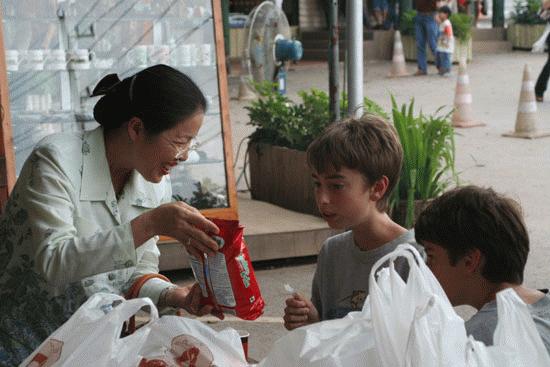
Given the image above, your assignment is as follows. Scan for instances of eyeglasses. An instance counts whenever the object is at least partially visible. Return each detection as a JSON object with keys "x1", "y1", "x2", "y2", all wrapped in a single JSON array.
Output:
[{"x1": 173, "y1": 138, "x2": 200, "y2": 160}]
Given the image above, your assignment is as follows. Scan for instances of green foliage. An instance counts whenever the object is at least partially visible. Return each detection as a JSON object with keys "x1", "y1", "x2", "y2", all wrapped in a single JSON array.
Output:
[
  {"x1": 400, "y1": 10, "x2": 417, "y2": 36},
  {"x1": 399, "y1": 10, "x2": 473, "y2": 41},
  {"x1": 511, "y1": 0, "x2": 545, "y2": 24},
  {"x1": 247, "y1": 83, "x2": 459, "y2": 227},
  {"x1": 246, "y1": 81, "x2": 389, "y2": 151},
  {"x1": 389, "y1": 97, "x2": 458, "y2": 227},
  {"x1": 450, "y1": 13, "x2": 474, "y2": 42}
]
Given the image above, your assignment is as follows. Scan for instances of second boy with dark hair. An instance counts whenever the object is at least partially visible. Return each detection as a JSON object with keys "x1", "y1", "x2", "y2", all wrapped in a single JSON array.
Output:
[
  {"x1": 283, "y1": 114, "x2": 423, "y2": 329},
  {"x1": 415, "y1": 185, "x2": 550, "y2": 352}
]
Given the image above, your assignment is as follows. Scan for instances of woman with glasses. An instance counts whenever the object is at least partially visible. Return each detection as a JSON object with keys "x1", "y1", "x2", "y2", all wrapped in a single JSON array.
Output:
[{"x1": 0, "y1": 64, "x2": 220, "y2": 365}]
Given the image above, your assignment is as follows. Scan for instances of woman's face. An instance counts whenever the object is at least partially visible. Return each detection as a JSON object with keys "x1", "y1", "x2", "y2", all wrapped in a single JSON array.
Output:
[{"x1": 134, "y1": 111, "x2": 204, "y2": 183}]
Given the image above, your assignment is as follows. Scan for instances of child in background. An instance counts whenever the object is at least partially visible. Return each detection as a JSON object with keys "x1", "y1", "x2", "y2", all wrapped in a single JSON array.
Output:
[
  {"x1": 436, "y1": 5, "x2": 454, "y2": 76},
  {"x1": 283, "y1": 115, "x2": 422, "y2": 330}
]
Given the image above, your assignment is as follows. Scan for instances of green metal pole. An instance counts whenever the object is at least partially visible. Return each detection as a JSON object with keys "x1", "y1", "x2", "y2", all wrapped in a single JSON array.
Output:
[
  {"x1": 492, "y1": 0, "x2": 504, "y2": 27},
  {"x1": 221, "y1": 0, "x2": 231, "y2": 74},
  {"x1": 222, "y1": 0, "x2": 230, "y2": 54},
  {"x1": 329, "y1": 0, "x2": 340, "y2": 122}
]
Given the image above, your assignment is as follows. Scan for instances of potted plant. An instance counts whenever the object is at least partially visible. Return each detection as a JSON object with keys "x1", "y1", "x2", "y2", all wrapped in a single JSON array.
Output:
[
  {"x1": 507, "y1": 0, "x2": 547, "y2": 50},
  {"x1": 388, "y1": 97, "x2": 458, "y2": 228},
  {"x1": 400, "y1": 10, "x2": 473, "y2": 63},
  {"x1": 246, "y1": 82, "x2": 388, "y2": 216}
]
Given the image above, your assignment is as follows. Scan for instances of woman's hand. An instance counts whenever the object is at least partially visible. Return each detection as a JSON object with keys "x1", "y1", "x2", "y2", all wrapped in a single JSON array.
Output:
[
  {"x1": 132, "y1": 201, "x2": 219, "y2": 257},
  {"x1": 165, "y1": 283, "x2": 221, "y2": 318}
]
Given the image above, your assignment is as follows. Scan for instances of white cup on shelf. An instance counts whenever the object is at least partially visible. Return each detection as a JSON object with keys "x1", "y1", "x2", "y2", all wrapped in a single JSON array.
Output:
[
  {"x1": 6, "y1": 50, "x2": 20, "y2": 71},
  {"x1": 185, "y1": 7, "x2": 194, "y2": 19},
  {"x1": 198, "y1": 44, "x2": 212, "y2": 66},
  {"x1": 126, "y1": 45, "x2": 148, "y2": 68},
  {"x1": 28, "y1": 49, "x2": 47, "y2": 71},
  {"x1": 46, "y1": 49, "x2": 67, "y2": 70},
  {"x1": 180, "y1": 44, "x2": 195, "y2": 67},
  {"x1": 148, "y1": 44, "x2": 170, "y2": 65},
  {"x1": 67, "y1": 49, "x2": 92, "y2": 70}
]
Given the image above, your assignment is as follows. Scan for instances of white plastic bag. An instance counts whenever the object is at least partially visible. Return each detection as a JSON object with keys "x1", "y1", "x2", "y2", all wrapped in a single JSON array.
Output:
[
  {"x1": 404, "y1": 295, "x2": 468, "y2": 367},
  {"x1": 532, "y1": 23, "x2": 550, "y2": 53},
  {"x1": 21, "y1": 293, "x2": 157, "y2": 366},
  {"x1": 137, "y1": 316, "x2": 248, "y2": 366},
  {"x1": 258, "y1": 300, "x2": 381, "y2": 367},
  {"x1": 369, "y1": 244, "x2": 451, "y2": 367},
  {"x1": 466, "y1": 288, "x2": 550, "y2": 367},
  {"x1": 21, "y1": 293, "x2": 249, "y2": 367}
]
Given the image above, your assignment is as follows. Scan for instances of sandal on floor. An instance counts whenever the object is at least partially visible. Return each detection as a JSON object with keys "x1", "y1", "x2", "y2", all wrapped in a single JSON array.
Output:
[{"x1": 536, "y1": 95, "x2": 543, "y2": 102}]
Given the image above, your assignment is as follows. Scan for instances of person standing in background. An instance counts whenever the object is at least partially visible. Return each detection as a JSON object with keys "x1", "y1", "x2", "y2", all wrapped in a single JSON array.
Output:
[
  {"x1": 535, "y1": 0, "x2": 550, "y2": 102},
  {"x1": 414, "y1": 0, "x2": 438, "y2": 75},
  {"x1": 436, "y1": 5, "x2": 454, "y2": 76}
]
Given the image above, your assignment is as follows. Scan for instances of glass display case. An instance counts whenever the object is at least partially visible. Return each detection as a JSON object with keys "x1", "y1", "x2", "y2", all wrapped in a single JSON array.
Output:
[{"x1": 0, "y1": 0, "x2": 237, "y2": 219}]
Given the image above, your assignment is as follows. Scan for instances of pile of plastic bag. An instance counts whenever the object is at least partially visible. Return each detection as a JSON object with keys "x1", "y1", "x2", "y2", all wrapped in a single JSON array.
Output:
[
  {"x1": 22, "y1": 244, "x2": 550, "y2": 366},
  {"x1": 20, "y1": 294, "x2": 249, "y2": 367},
  {"x1": 258, "y1": 244, "x2": 550, "y2": 367}
]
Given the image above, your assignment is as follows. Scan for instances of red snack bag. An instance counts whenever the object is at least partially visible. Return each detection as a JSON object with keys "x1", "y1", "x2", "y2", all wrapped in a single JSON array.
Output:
[{"x1": 188, "y1": 218, "x2": 265, "y2": 320}]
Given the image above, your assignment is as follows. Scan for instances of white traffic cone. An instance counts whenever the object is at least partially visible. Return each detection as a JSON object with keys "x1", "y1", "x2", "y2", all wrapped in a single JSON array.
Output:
[
  {"x1": 388, "y1": 31, "x2": 411, "y2": 78},
  {"x1": 452, "y1": 61, "x2": 484, "y2": 128},
  {"x1": 503, "y1": 64, "x2": 550, "y2": 139},
  {"x1": 235, "y1": 76, "x2": 257, "y2": 101}
]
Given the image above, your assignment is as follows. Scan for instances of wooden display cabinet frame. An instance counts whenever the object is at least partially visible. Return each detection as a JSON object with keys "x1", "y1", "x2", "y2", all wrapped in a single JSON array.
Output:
[{"x1": 0, "y1": 2, "x2": 238, "y2": 226}]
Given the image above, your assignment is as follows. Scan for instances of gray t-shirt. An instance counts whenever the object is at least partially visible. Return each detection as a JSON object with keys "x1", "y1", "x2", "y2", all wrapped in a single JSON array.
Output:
[
  {"x1": 465, "y1": 293, "x2": 550, "y2": 354},
  {"x1": 311, "y1": 229, "x2": 421, "y2": 321}
]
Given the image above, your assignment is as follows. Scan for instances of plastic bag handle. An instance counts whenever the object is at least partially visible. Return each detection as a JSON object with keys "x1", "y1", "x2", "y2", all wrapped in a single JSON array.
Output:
[
  {"x1": 370, "y1": 244, "x2": 423, "y2": 281},
  {"x1": 369, "y1": 244, "x2": 425, "y2": 294},
  {"x1": 107, "y1": 297, "x2": 159, "y2": 338}
]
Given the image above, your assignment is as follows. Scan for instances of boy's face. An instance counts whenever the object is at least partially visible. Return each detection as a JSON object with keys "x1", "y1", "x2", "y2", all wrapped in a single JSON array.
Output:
[
  {"x1": 423, "y1": 241, "x2": 468, "y2": 306},
  {"x1": 438, "y1": 12, "x2": 448, "y2": 21},
  {"x1": 312, "y1": 166, "x2": 375, "y2": 229}
]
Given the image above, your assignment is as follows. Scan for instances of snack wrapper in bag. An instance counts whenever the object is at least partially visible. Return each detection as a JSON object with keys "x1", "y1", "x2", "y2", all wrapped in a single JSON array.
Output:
[{"x1": 188, "y1": 218, "x2": 265, "y2": 320}]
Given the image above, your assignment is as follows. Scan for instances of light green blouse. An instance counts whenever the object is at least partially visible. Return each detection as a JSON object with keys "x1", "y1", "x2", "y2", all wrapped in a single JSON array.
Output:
[{"x1": 0, "y1": 126, "x2": 173, "y2": 364}]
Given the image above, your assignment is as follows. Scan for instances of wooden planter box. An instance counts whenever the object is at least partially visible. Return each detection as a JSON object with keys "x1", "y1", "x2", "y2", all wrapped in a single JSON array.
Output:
[
  {"x1": 402, "y1": 35, "x2": 473, "y2": 63},
  {"x1": 248, "y1": 142, "x2": 319, "y2": 216},
  {"x1": 507, "y1": 23, "x2": 547, "y2": 50}
]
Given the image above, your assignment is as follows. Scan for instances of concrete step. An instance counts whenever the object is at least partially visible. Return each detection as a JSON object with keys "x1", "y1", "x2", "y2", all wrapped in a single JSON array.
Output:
[
  {"x1": 302, "y1": 49, "x2": 346, "y2": 61},
  {"x1": 302, "y1": 30, "x2": 394, "y2": 61},
  {"x1": 300, "y1": 29, "x2": 374, "y2": 41},
  {"x1": 473, "y1": 40, "x2": 513, "y2": 53},
  {"x1": 302, "y1": 40, "x2": 385, "y2": 61},
  {"x1": 158, "y1": 194, "x2": 338, "y2": 271},
  {"x1": 472, "y1": 27, "x2": 507, "y2": 41}
]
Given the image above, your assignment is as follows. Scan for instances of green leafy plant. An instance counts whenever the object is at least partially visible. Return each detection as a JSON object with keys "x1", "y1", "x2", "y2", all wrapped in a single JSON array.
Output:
[
  {"x1": 450, "y1": 13, "x2": 473, "y2": 42},
  {"x1": 400, "y1": 10, "x2": 417, "y2": 36},
  {"x1": 246, "y1": 81, "x2": 388, "y2": 151},
  {"x1": 399, "y1": 10, "x2": 473, "y2": 42},
  {"x1": 511, "y1": 0, "x2": 545, "y2": 24},
  {"x1": 389, "y1": 97, "x2": 458, "y2": 227}
]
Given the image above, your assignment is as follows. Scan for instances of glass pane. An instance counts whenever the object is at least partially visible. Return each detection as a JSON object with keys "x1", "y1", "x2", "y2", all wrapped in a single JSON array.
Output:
[{"x1": 1, "y1": 0, "x2": 229, "y2": 209}]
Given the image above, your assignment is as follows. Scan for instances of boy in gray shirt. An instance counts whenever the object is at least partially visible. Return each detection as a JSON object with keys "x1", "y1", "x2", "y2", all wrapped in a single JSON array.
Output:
[
  {"x1": 415, "y1": 186, "x2": 550, "y2": 354},
  {"x1": 283, "y1": 114, "x2": 419, "y2": 329}
]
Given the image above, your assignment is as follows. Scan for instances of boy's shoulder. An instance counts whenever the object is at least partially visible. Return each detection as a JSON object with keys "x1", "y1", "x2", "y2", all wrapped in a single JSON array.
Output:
[
  {"x1": 321, "y1": 230, "x2": 355, "y2": 253},
  {"x1": 320, "y1": 229, "x2": 423, "y2": 257}
]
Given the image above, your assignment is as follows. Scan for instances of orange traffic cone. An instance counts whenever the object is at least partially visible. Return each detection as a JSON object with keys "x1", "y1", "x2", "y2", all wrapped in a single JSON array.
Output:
[
  {"x1": 388, "y1": 31, "x2": 411, "y2": 78},
  {"x1": 503, "y1": 64, "x2": 550, "y2": 139},
  {"x1": 452, "y1": 61, "x2": 484, "y2": 128}
]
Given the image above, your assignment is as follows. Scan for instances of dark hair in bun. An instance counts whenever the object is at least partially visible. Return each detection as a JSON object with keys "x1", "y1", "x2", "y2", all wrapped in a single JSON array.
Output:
[{"x1": 92, "y1": 64, "x2": 207, "y2": 135}]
